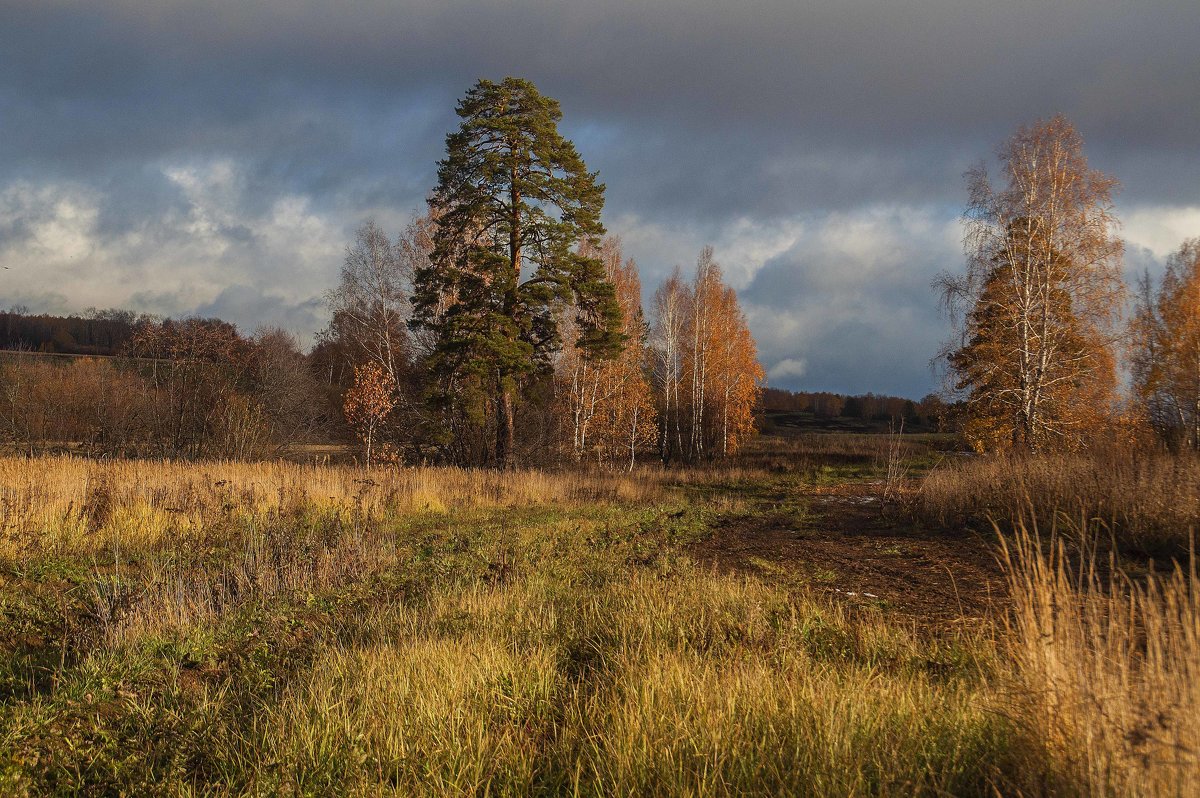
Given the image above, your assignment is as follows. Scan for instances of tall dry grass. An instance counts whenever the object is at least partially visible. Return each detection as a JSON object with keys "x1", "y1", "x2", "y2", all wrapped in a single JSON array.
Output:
[
  {"x1": 5, "y1": 450, "x2": 1198, "y2": 795},
  {"x1": 0, "y1": 455, "x2": 670, "y2": 559},
  {"x1": 0, "y1": 453, "x2": 1029, "y2": 796},
  {"x1": 1001, "y1": 521, "x2": 1200, "y2": 796},
  {"x1": 918, "y1": 451, "x2": 1200, "y2": 555}
]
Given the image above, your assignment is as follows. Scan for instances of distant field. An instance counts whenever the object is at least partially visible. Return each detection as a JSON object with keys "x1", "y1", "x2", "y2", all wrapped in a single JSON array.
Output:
[
  {"x1": 760, "y1": 409, "x2": 945, "y2": 436},
  {"x1": 0, "y1": 437, "x2": 1195, "y2": 796}
]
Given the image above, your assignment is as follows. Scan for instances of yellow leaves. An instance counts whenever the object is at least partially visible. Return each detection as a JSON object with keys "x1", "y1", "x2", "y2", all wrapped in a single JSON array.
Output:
[
  {"x1": 678, "y1": 251, "x2": 764, "y2": 459},
  {"x1": 945, "y1": 116, "x2": 1122, "y2": 453},
  {"x1": 558, "y1": 238, "x2": 659, "y2": 468},
  {"x1": 343, "y1": 363, "x2": 396, "y2": 428}
]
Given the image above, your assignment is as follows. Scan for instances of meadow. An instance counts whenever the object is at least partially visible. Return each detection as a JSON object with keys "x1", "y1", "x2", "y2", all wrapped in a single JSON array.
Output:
[{"x1": 0, "y1": 436, "x2": 1196, "y2": 796}]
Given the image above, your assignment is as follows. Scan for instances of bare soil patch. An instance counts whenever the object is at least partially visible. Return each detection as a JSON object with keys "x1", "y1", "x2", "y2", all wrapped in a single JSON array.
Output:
[{"x1": 692, "y1": 480, "x2": 1007, "y2": 626}]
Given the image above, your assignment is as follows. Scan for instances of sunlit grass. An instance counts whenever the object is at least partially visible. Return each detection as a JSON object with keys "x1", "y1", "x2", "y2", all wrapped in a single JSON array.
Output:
[{"x1": 0, "y1": 450, "x2": 1196, "y2": 796}]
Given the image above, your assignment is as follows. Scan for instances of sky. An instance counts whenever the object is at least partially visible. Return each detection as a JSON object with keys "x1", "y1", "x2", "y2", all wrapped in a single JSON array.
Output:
[{"x1": 1, "y1": 0, "x2": 1198, "y2": 398}]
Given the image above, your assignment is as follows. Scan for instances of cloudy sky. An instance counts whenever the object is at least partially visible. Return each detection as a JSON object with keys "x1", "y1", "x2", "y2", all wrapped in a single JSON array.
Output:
[{"x1": 1, "y1": 0, "x2": 1197, "y2": 397}]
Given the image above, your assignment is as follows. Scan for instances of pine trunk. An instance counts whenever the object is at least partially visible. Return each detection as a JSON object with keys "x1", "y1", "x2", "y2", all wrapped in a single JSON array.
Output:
[{"x1": 497, "y1": 385, "x2": 516, "y2": 470}]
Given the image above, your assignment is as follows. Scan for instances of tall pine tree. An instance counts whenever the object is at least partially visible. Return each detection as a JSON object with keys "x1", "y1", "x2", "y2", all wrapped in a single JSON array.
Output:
[{"x1": 411, "y1": 77, "x2": 622, "y2": 467}]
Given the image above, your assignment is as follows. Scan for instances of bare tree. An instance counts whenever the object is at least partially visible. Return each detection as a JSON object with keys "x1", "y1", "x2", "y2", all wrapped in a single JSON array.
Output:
[
  {"x1": 688, "y1": 247, "x2": 720, "y2": 459},
  {"x1": 251, "y1": 327, "x2": 327, "y2": 452},
  {"x1": 322, "y1": 220, "x2": 413, "y2": 386},
  {"x1": 652, "y1": 267, "x2": 688, "y2": 462}
]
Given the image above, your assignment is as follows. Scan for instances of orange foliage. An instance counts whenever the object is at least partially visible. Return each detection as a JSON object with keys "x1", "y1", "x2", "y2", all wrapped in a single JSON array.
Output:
[
  {"x1": 940, "y1": 116, "x2": 1123, "y2": 452},
  {"x1": 1131, "y1": 238, "x2": 1200, "y2": 450},
  {"x1": 343, "y1": 362, "x2": 397, "y2": 468},
  {"x1": 557, "y1": 238, "x2": 658, "y2": 469},
  {"x1": 655, "y1": 248, "x2": 764, "y2": 462}
]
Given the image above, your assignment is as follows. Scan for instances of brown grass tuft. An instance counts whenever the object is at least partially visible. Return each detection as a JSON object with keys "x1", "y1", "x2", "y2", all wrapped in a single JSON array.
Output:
[
  {"x1": 917, "y1": 451, "x2": 1200, "y2": 555},
  {"x1": 1002, "y1": 520, "x2": 1200, "y2": 796}
]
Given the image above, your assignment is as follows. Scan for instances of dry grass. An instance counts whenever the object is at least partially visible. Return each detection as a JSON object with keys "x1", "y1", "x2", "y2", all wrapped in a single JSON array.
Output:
[
  {"x1": 0, "y1": 452, "x2": 1024, "y2": 796},
  {"x1": 1001, "y1": 521, "x2": 1200, "y2": 797},
  {"x1": 2, "y1": 450, "x2": 1197, "y2": 795},
  {"x1": 917, "y1": 450, "x2": 1200, "y2": 555},
  {"x1": 0, "y1": 455, "x2": 671, "y2": 560},
  {"x1": 254, "y1": 571, "x2": 1012, "y2": 796}
]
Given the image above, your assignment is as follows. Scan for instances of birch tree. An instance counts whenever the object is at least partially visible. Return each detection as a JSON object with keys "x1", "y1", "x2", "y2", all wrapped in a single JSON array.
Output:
[
  {"x1": 556, "y1": 237, "x2": 658, "y2": 468},
  {"x1": 688, "y1": 247, "x2": 720, "y2": 459},
  {"x1": 343, "y1": 362, "x2": 397, "y2": 469},
  {"x1": 708, "y1": 283, "x2": 764, "y2": 456},
  {"x1": 323, "y1": 220, "x2": 412, "y2": 387},
  {"x1": 652, "y1": 268, "x2": 688, "y2": 462},
  {"x1": 1131, "y1": 238, "x2": 1200, "y2": 450},
  {"x1": 652, "y1": 248, "x2": 764, "y2": 462},
  {"x1": 938, "y1": 115, "x2": 1124, "y2": 452}
]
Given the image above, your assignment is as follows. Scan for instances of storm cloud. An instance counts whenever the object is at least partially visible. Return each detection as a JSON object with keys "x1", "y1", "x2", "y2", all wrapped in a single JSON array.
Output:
[{"x1": 1, "y1": 0, "x2": 1197, "y2": 396}]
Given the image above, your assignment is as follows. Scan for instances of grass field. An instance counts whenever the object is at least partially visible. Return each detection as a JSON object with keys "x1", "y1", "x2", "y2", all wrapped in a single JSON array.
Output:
[{"x1": 0, "y1": 436, "x2": 1196, "y2": 796}]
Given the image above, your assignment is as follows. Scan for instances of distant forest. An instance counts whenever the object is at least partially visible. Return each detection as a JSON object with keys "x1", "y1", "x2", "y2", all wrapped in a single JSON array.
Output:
[
  {"x1": 0, "y1": 308, "x2": 944, "y2": 423},
  {"x1": 761, "y1": 387, "x2": 947, "y2": 430},
  {"x1": 0, "y1": 308, "x2": 150, "y2": 356}
]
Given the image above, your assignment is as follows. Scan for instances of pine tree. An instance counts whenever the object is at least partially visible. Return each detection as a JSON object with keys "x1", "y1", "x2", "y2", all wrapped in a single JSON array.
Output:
[{"x1": 411, "y1": 77, "x2": 622, "y2": 468}]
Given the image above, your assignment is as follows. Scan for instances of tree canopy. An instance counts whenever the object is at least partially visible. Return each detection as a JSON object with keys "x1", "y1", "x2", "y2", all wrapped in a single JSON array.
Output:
[
  {"x1": 939, "y1": 116, "x2": 1123, "y2": 452},
  {"x1": 411, "y1": 77, "x2": 622, "y2": 467}
]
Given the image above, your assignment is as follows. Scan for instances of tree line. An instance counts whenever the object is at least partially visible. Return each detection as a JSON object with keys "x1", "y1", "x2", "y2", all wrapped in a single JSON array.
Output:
[
  {"x1": 0, "y1": 77, "x2": 765, "y2": 468},
  {"x1": 0, "y1": 319, "x2": 326, "y2": 459},
  {"x1": 762, "y1": 388, "x2": 949, "y2": 428},
  {"x1": 0, "y1": 308, "x2": 147, "y2": 355},
  {"x1": 20, "y1": 86, "x2": 1194, "y2": 462},
  {"x1": 939, "y1": 114, "x2": 1200, "y2": 453}
]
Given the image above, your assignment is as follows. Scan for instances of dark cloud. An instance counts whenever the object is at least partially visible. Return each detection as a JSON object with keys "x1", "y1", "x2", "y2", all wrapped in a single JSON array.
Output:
[{"x1": 1, "y1": 0, "x2": 1197, "y2": 396}]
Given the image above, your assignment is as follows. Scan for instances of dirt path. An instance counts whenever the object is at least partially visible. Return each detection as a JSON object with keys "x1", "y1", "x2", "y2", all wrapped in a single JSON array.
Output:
[{"x1": 691, "y1": 480, "x2": 1007, "y2": 627}]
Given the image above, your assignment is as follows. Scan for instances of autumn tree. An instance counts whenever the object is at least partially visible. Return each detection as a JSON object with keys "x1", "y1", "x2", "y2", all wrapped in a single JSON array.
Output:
[
  {"x1": 250, "y1": 327, "x2": 327, "y2": 453},
  {"x1": 322, "y1": 220, "x2": 411, "y2": 383},
  {"x1": 652, "y1": 268, "x2": 689, "y2": 462},
  {"x1": 343, "y1": 362, "x2": 397, "y2": 468},
  {"x1": 128, "y1": 317, "x2": 259, "y2": 458},
  {"x1": 652, "y1": 248, "x2": 764, "y2": 462},
  {"x1": 319, "y1": 215, "x2": 439, "y2": 455},
  {"x1": 411, "y1": 77, "x2": 622, "y2": 468},
  {"x1": 1131, "y1": 238, "x2": 1200, "y2": 450},
  {"x1": 707, "y1": 281, "x2": 764, "y2": 456},
  {"x1": 556, "y1": 237, "x2": 658, "y2": 468},
  {"x1": 938, "y1": 115, "x2": 1124, "y2": 452}
]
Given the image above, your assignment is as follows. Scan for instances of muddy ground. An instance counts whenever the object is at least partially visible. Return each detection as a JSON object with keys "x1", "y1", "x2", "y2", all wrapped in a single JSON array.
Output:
[{"x1": 691, "y1": 478, "x2": 1007, "y2": 627}]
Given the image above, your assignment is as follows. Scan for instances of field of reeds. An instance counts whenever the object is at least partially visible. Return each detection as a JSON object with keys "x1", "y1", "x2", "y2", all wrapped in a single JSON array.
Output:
[
  {"x1": 0, "y1": 439, "x2": 1196, "y2": 796},
  {"x1": 917, "y1": 450, "x2": 1200, "y2": 556}
]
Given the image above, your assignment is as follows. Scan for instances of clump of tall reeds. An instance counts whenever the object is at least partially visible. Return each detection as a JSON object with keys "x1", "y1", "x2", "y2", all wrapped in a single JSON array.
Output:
[
  {"x1": 917, "y1": 450, "x2": 1200, "y2": 555},
  {"x1": 1001, "y1": 519, "x2": 1200, "y2": 797}
]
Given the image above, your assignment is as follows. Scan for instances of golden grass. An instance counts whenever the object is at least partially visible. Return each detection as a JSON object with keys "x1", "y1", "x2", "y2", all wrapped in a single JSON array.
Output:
[
  {"x1": 917, "y1": 451, "x2": 1200, "y2": 554},
  {"x1": 265, "y1": 638, "x2": 563, "y2": 795},
  {"x1": 251, "y1": 571, "x2": 1014, "y2": 797},
  {"x1": 0, "y1": 455, "x2": 671, "y2": 559},
  {"x1": 2, "y1": 451, "x2": 1198, "y2": 796},
  {"x1": 1001, "y1": 522, "x2": 1200, "y2": 797}
]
